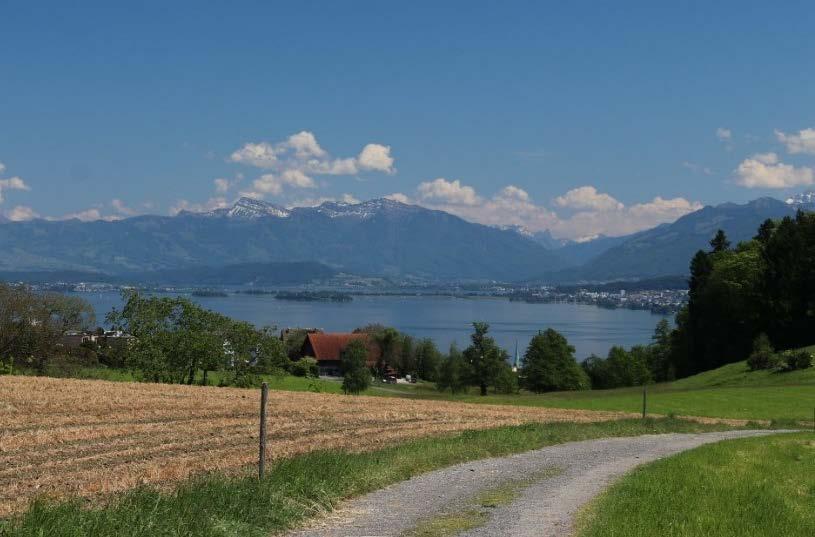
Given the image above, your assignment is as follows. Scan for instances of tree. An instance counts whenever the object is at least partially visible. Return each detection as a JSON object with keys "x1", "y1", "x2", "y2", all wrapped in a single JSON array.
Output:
[
  {"x1": 436, "y1": 344, "x2": 468, "y2": 394},
  {"x1": 463, "y1": 322, "x2": 506, "y2": 396},
  {"x1": 0, "y1": 284, "x2": 95, "y2": 374},
  {"x1": 647, "y1": 319, "x2": 675, "y2": 382},
  {"x1": 521, "y1": 329, "x2": 588, "y2": 393},
  {"x1": 493, "y1": 362, "x2": 519, "y2": 394},
  {"x1": 341, "y1": 339, "x2": 370, "y2": 394},
  {"x1": 709, "y1": 229, "x2": 731, "y2": 253},
  {"x1": 414, "y1": 338, "x2": 441, "y2": 381},
  {"x1": 373, "y1": 327, "x2": 401, "y2": 378}
]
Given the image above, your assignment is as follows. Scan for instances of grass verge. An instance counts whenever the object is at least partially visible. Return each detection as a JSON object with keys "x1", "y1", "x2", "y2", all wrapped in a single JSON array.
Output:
[
  {"x1": 1, "y1": 418, "x2": 754, "y2": 537},
  {"x1": 577, "y1": 432, "x2": 815, "y2": 537}
]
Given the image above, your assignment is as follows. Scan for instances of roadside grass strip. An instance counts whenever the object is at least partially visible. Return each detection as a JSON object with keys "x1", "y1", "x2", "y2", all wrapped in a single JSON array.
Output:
[
  {"x1": 0, "y1": 418, "x2": 749, "y2": 537},
  {"x1": 578, "y1": 432, "x2": 815, "y2": 537}
]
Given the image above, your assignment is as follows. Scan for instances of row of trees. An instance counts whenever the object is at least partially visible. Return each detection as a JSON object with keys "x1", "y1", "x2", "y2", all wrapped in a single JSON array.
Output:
[{"x1": 668, "y1": 211, "x2": 815, "y2": 377}]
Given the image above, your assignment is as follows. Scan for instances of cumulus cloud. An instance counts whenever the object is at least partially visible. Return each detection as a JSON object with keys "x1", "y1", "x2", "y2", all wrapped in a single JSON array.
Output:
[
  {"x1": 4, "y1": 205, "x2": 39, "y2": 221},
  {"x1": 229, "y1": 142, "x2": 279, "y2": 168},
  {"x1": 287, "y1": 193, "x2": 361, "y2": 208},
  {"x1": 775, "y1": 128, "x2": 815, "y2": 155},
  {"x1": 230, "y1": 131, "x2": 396, "y2": 199},
  {"x1": 716, "y1": 127, "x2": 732, "y2": 142},
  {"x1": 357, "y1": 144, "x2": 395, "y2": 174},
  {"x1": 682, "y1": 161, "x2": 713, "y2": 175},
  {"x1": 169, "y1": 197, "x2": 230, "y2": 216},
  {"x1": 410, "y1": 179, "x2": 701, "y2": 239},
  {"x1": 252, "y1": 169, "x2": 317, "y2": 196},
  {"x1": 384, "y1": 192, "x2": 411, "y2": 204},
  {"x1": 417, "y1": 178, "x2": 481, "y2": 206},
  {"x1": 111, "y1": 199, "x2": 138, "y2": 216},
  {"x1": 0, "y1": 162, "x2": 30, "y2": 204},
  {"x1": 554, "y1": 186, "x2": 624, "y2": 211},
  {"x1": 58, "y1": 208, "x2": 122, "y2": 222},
  {"x1": 735, "y1": 152, "x2": 814, "y2": 188}
]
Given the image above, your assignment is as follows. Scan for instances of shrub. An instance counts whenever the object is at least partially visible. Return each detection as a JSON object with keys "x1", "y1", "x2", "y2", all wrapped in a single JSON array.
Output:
[
  {"x1": 290, "y1": 357, "x2": 319, "y2": 377},
  {"x1": 493, "y1": 363, "x2": 519, "y2": 394},
  {"x1": 781, "y1": 350, "x2": 813, "y2": 371},
  {"x1": 747, "y1": 333, "x2": 779, "y2": 371}
]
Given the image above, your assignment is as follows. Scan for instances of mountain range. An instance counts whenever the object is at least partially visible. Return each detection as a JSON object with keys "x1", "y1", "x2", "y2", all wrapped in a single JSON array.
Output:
[
  {"x1": 0, "y1": 198, "x2": 564, "y2": 281},
  {"x1": 0, "y1": 193, "x2": 811, "y2": 284}
]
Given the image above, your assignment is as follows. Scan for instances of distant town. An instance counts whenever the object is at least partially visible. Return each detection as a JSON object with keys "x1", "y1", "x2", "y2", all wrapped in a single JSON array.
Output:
[{"x1": 14, "y1": 274, "x2": 689, "y2": 315}]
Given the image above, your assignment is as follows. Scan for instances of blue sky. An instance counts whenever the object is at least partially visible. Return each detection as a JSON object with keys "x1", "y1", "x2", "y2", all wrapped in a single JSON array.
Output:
[{"x1": 1, "y1": 1, "x2": 814, "y2": 238}]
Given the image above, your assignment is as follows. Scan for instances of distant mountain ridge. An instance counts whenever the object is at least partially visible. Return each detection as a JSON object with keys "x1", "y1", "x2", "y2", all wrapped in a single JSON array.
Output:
[
  {"x1": 543, "y1": 197, "x2": 798, "y2": 282},
  {"x1": 0, "y1": 198, "x2": 563, "y2": 281}
]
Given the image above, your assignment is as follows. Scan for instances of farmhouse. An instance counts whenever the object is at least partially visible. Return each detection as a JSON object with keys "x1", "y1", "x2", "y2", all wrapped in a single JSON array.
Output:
[{"x1": 299, "y1": 332, "x2": 382, "y2": 377}]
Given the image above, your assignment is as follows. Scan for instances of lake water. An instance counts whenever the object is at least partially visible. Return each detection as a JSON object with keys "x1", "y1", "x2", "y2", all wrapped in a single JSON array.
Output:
[{"x1": 74, "y1": 292, "x2": 671, "y2": 360}]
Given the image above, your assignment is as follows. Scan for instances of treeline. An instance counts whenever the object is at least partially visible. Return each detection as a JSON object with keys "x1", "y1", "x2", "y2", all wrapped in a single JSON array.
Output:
[
  {"x1": 105, "y1": 290, "x2": 288, "y2": 386},
  {"x1": 668, "y1": 211, "x2": 815, "y2": 377}
]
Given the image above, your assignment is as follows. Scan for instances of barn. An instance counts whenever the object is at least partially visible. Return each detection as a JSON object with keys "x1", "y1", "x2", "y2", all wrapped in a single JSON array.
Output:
[{"x1": 299, "y1": 332, "x2": 382, "y2": 377}]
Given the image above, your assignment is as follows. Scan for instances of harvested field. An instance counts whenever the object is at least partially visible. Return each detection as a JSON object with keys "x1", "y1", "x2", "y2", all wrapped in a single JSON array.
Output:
[{"x1": 0, "y1": 376, "x2": 631, "y2": 517}]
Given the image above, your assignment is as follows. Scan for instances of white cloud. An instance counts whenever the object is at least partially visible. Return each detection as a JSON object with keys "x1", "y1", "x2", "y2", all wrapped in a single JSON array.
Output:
[
  {"x1": 775, "y1": 128, "x2": 815, "y2": 155},
  {"x1": 384, "y1": 192, "x2": 411, "y2": 203},
  {"x1": 735, "y1": 152, "x2": 814, "y2": 188},
  {"x1": 59, "y1": 208, "x2": 119, "y2": 222},
  {"x1": 411, "y1": 180, "x2": 701, "y2": 239},
  {"x1": 286, "y1": 131, "x2": 327, "y2": 159},
  {"x1": 4, "y1": 205, "x2": 39, "y2": 221},
  {"x1": 0, "y1": 162, "x2": 30, "y2": 203},
  {"x1": 554, "y1": 186, "x2": 624, "y2": 211},
  {"x1": 169, "y1": 197, "x2": 230, "y2": 216},
  {"x1": 213, "y1": 178, "x2": 231, "y2": 194},
  {"x1": 682, "y1": 161, "x2": 713, "y2": 175},
  {"x1": 357, "y1": 144, "x2": 395, "y2": 174},
  {"x1": 111, "y1": 199, "x2": 138, "y2": 216},
  {"x1": 229, "y1": 142, "x2": 280, "y2": 168},
  {"x1": 417, "y1": 178, "x2": 481, "y2": 206},
  {"x1": 251, "y1": 169, "x2": 317, "y2": 196},
  {"x1": 287, "y1": 193, "x2": 361, "y2": 208},
  {"x1": 229, "y1": 131, "x2": 395, "y2": 202},
  {"x1": 716, "y1": 127, "x2": 732, "y2": 142}
]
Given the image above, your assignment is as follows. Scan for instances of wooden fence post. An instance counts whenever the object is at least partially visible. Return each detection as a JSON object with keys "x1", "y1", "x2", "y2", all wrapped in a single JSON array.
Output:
[
  {"x1": 642, "y1": 383, "x2": 647, "y2": 419},
  {"x1": 258, "y1": 382, "x2": 269, "y2": 479}
]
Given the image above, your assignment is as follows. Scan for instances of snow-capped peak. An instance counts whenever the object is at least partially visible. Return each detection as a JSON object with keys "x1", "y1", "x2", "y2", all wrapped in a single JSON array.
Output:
[
  {"x1": 785, "y1": 191, "x2": 815, "y2": 206},
  {"x1": 206, "y1": 197, "x2": 290, "y2": 218},
  {"x1": 310, "y1": 198, "x2": 419, "y2": 219}
]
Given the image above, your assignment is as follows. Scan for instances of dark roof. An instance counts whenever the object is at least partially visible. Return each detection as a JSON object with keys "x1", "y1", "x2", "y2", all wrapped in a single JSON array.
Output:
[{"x1": 302, "y1": 332, "x2": 381, "y2": 366}]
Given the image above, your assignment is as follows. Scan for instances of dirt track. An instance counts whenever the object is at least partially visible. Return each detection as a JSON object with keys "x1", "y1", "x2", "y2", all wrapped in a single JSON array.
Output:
[{"x1": 286, "y1": 430, "x2": 788, "y2": 537}]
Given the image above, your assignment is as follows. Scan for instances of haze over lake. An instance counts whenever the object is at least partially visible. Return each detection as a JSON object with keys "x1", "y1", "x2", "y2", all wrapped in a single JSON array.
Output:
[{"x1": 76, "y1": 292, "x2": 670, "y2": 360}]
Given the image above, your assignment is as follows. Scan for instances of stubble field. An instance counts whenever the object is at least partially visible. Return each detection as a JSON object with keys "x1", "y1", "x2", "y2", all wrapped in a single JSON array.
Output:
[{"x1": 0, "y1": 376, "x2": 631, "y2": 517}]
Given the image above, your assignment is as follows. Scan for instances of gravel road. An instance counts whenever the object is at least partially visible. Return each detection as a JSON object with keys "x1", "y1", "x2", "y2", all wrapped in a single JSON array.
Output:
[{"x1": 284, "y1": 430, "x2": 787, "y2": 537}]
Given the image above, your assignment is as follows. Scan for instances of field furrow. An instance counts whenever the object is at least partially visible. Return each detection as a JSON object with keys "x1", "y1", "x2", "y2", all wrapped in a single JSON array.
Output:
[{"x1": 0, "y1": 376, "x2": 630, "y2": 517}]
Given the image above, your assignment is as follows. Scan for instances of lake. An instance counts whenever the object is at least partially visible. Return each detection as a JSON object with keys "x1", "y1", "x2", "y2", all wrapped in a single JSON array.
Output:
[{"x1": 74, "y1": 292, "x2": 671, "y2": 360}]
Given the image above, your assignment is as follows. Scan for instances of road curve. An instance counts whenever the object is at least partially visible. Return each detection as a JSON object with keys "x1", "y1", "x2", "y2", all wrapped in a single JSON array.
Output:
[{"x1": 284, "y1": 430, "x2": 787, "y2": 537}]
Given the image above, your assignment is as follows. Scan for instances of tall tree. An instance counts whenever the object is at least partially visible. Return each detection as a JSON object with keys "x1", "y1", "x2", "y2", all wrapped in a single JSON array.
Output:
[
  {"x1": 341, "y1": 339, "x2": 370, "y2": 394},
  {"x1": 463, "y1": 322, "x2": 506, "y2": 396},
  {"x1": 521, "y1": 329, "x2": 588, "y2": 393},
  {"x1": 436, "y1": 344, "x2": 468, "y2": 394},
  {"x1": 709, "y1": 229, "x2": 731, "y2": 253}
]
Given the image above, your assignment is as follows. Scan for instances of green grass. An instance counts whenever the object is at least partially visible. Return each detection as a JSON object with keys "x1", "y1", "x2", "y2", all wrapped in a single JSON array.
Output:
[
  {"x1": 578, "y1": 432, "x2": 815, "y2": 537},
  {"x1": 21, "y1": 346, "x2": 815, "y2": 422},
  {"x1": 360, "y1": 356, "x2": 815, "y2": 422},
  {"x1": 0, "y1": 418, "x2": 750, "y2": 537}
]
